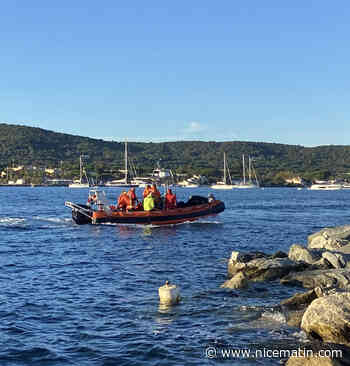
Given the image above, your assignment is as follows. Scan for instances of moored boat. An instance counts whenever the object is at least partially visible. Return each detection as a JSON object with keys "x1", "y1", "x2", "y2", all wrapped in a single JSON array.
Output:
[
  {"x1": 233, "y1": 154, "x2": 259, "y2": 189},
  {"x1": 309, "y1": 181, "x2": 343, "y2": 190},
  {"x1": 69, "y1": 155, "x2": 91, "y2": 188},
  {"x1": 65, "y1": 189, "x2": 225, "y2": 225},
  {"x1": 211, "y1": 152, "x2": 235, "y2": 190},
  {"x1": 105, "y1": 141, "x2": 139, "y2": 188}
]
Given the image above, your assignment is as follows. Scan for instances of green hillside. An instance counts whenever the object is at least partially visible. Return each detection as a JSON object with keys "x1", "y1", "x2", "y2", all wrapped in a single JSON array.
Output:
[{"x1": 1, "y1": 123, "x2": 350, "y2": 185}]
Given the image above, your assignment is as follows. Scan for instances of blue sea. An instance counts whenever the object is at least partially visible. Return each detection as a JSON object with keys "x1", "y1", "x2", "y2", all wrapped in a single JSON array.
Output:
[{"x1": 1, "y1": 186, "x2": 350, "y2": 365}]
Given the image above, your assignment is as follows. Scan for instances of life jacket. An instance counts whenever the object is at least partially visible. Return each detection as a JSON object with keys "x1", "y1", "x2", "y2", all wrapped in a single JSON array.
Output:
[
  {"x1": 117, "y1": 192, "x2": 130, "y2": 210},
  {"x1": 127, "y1": 189, "x2": 137, "y2": 209},
  {"x1": 143, "y1": 194, "x2": 155, "y2": 211},
  {"x1": 165, "y1": 190, "x2": 176, "y2": 209},
  {"x1": 143, "y1": 186, "x2": 152, "y2": 198},
  {"x1": 151, "y1": 185, "x2": 161, "y2": 199},
  {"x1": 87, "y1": 194, "x2": 97, "y2": 205}
]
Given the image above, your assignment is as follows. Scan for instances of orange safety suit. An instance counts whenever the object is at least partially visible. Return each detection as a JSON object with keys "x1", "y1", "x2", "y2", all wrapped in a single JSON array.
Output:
[
  {"x1": 165, "y1": 189, "x2": 177, "y2": 209},
  {"x1": 117, "y1": 191, "x2": 130, "y2": 210},
  {"x1": 143, "y1": 185, "x2": 152, "y2": 198},
  {"x1": 127, "y1": 188, "x2": 137, "y2": 209},
  {"x1": 151, "y1": 184, "x2": 161, "y2": 199}
]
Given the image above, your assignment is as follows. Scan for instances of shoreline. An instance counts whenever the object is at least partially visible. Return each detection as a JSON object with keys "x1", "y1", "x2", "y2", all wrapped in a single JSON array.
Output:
[{"x1": 222, "y1": 225, "x2": 350, "y2": 364}]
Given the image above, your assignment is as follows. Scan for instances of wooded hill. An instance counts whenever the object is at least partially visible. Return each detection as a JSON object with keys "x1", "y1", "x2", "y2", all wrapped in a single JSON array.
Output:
[{"x1": 1, "y1": 123, "x2": 350, "y2": 184}]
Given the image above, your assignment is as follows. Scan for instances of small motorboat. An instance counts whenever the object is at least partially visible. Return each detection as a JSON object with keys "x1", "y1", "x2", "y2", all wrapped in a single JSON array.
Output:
[{"x1": 65, "y1": 189, "x2": 225, "y2": 225}]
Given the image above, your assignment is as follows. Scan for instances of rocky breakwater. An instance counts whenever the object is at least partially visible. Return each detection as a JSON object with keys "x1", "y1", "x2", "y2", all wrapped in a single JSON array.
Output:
[{"x1": 222, "y1": 225, "x2": 350, "y2": 365}]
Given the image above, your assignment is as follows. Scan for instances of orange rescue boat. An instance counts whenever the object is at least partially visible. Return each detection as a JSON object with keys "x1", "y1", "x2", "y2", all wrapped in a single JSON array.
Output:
[{"x1": 65, "y1": 189, "x2": 225, "y2": 225}]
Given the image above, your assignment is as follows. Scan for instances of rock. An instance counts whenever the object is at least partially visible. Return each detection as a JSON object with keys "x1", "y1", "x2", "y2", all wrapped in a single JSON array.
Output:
[
  {"x1": 280, "y1": 289, "x2": 318, "y2": 327},
  {"x1": 288, "y1": 244, "x2": 322, "y2": 264},
  {"x1": 158, "y1": 281, "x2": 180, "y2": 305},
  {"x1": 285, "y1": 342, "x2": 350, "y2": 365},
  {"x1": 308, "y1": 226, "x2": 350, "y2": 251},
  {"x1": 312, "y1": 257, "x2": 337, "y2": 270},
  {"x1": 244, "y1": 257, "x2": 303, "y2": 282},
  {"x1": 281, "y1": 288, "x2": 318, "y2": 309},
  {"x1": 301, "y1": 292, "x2": 350, "y2": 347},
  {"x1": 286, "y1": 355, "x2": 343, "y2": 366},
  {"x1": 322, "y1": 252, "x2": 347, "y2": 269},
  {"x1": 281, "y1": 269, "x2": 350, "y2": 290},
  {"x1": 271, "y1": 250, "x2": 288, "y2": 259},
  {"x1": 284, "y1": 309, "x2": 306, "y2": 328},
  {"x1": 228, "y1": 251, "x2": 268, "y2": 277},
  {"x1": 228, "y1": 251, "x2": 305, "y2": 282},
  {"x1": 221, "y1": 272, "x2": 248, "y2": 289}
]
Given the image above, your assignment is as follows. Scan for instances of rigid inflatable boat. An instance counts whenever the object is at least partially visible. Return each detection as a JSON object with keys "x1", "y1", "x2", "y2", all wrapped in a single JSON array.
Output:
[{"x1": 65, "y1": 189, "x2": 225, "y2": 226}]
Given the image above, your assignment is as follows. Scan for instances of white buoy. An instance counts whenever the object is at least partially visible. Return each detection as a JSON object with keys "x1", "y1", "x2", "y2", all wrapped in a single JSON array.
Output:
[{"x1": 158, "y1": 281, "x2": 180, "y2": 305}]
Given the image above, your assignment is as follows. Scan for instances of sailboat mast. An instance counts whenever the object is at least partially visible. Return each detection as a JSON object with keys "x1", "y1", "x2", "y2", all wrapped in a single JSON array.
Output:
[
  {"x1": 79, "y1": 155, "x2": 83, "y2": 184},
  {"x1": 223, "y1": 152, "x2": 227, "y2": 184},
  {"x1": 249, "y1": 156, "x2": 252, "y2": 183},
  {"x1": 124, "y1": 141, "x2": 128, "y2": 184},
  {"x1": 242, "y1": 154, "x2": 246, "y2": 184}
]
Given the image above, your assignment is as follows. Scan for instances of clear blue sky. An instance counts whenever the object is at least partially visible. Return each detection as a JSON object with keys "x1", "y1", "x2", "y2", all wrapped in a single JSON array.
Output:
[{"x1": 1, "y1": 1, "x2": 349, "y2": 146}]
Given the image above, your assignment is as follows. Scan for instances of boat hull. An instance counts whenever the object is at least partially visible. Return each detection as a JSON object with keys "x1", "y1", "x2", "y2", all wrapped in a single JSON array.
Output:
[
  {"x1": 69, "y1": 183, "x2": 90, "y2": 188},
  {"x1": 69, "y1": 200, "x2": 225, "y2": 226},
  {"x1": 309, "y1": 184, "x2": 342, "y2": 190},
  {"x1": 211, "y1": 184, "x2": 234, "y2": 189}
]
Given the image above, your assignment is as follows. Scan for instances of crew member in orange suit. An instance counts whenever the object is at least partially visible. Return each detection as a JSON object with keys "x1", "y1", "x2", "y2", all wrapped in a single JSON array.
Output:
[
  {"x1": 127, "y1": 187, "x2": 138, "y2": 210},
  {"x1": 143, "y1": 184, "x2": 152, "y2": 199},
  {"x1": 151, "y1": 184, "x2": 161, "y2": 199},
  {"x1": 117, "y1": 191, "x2": 129, "y2": 211},
  {"x1": 165, "y1": 188, "x2": 177, "y2": 209}
]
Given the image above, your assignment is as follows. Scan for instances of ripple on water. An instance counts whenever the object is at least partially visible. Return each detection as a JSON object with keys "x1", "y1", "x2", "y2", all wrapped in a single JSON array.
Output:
[{"x1": 1, "y1": 187, "x2": 350, "y2": 365}]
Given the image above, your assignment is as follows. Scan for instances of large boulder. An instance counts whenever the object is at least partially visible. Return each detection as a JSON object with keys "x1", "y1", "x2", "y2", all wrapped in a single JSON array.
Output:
[
  {"x1": 281, "y1": 269, "x2": 350, "y2": 290},
  {"x1": 322, "y1": 252, "x2": 347, "y2": 269},
  {"x1": 301, "y1": 292, "x2": 350, "y2": 347},
  {"x1": 227, "y1": 251, "x2": 304, "y2": 282},
  {"x1": 288, "y1": 244, "x2": 322, "y2": 265},
  {"x1": 228, "y1": 251, "x2": 268, "y2": 277},
  {"x1": 288, "y1": 244, "x2": 350, "y2": 270},
  {"x1": 286, "y1": 355, "x2": 344, "y2": 366},
  {"x1": 308, "y1": 226, "x2": 350, "y2": 251}
]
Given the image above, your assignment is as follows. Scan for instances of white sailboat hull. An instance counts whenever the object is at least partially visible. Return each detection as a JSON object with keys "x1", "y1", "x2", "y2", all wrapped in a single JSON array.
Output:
[
  {"x1": 105, "y1": 183, "x2": 139, "y2": 188},
  {"x1": 69, "y1": 183, "x2": 90, "y2": 188},
  {"x1": 309, "y1": 184, "x2": 342, "y2": 190},
  {"x1": 234, "y1": 184, "x2": 259, "y2": 189},
  {"x1": 211, "y1": 184, "x2": 234, "y2": 189}
]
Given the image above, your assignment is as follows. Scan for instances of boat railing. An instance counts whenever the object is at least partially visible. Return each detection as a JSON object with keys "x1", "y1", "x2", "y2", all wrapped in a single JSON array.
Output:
[{"x1": 65, "y1": 201, "x2": 92, "y2": 219}]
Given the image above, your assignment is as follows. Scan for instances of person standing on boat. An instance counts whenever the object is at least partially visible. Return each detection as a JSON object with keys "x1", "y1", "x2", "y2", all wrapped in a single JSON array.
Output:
[
  {"x1": 143, "y1": 184, "x2": 152, "y2": 198},
  {"x1": 151, "y1": 184, "x2": 162, "y2": 209},
  {"x1": 165, "y1": 188, "x2": 177, "y2": 209},
  {"x1": 127, "y1": 187, "x2": 138, "y2": 210},
  {"x1": 143, "y1": 192, "x2": 155, "y2": 211},
  {"x1": 87, "y1": 193, "x2": 97, "y2": 206},
  {"x1": 117, "y1": 191, "x2": 129, "y2": 211}
]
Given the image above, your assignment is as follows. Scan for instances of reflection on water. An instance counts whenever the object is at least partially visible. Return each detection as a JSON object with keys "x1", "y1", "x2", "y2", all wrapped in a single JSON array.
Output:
[{"x1": 155, "y1": 303, "x2": 180, "y2": 326}]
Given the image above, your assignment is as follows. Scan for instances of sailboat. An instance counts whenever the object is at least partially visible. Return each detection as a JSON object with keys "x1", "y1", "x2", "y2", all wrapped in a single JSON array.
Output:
[
  {"x1": 105, "y1": 141, "x2": 139, "y2": 188},
  {"x1": 69, "y1": 155, "x2": 91, "y2": 188},
  {"x1": 235, "y1": 155, "x2": 259, "y2": 189},
  {"x1": 211, "y1": 152, "x2": 235, "y2": 189}
]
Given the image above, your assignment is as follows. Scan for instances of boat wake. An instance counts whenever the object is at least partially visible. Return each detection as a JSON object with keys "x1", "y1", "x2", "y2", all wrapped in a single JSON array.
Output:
[
  {"x1": 32, "y1": 216, "x2": 71, "y2": 224},
  {"x1": 0, "y1": 216, "x2": 72, "y2": 231},
  {"x1": 0, "y1": 217, "x2": 26, "y2": 226},
  {"x1": 188, "y1": 219, "x2": 223, "y2": 225}
]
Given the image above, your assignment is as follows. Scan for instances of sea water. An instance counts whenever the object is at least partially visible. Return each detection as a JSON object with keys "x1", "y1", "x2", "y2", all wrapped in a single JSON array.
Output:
[{"x1": 1, "y1": 186, "x2": 349, "y2": 365}]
